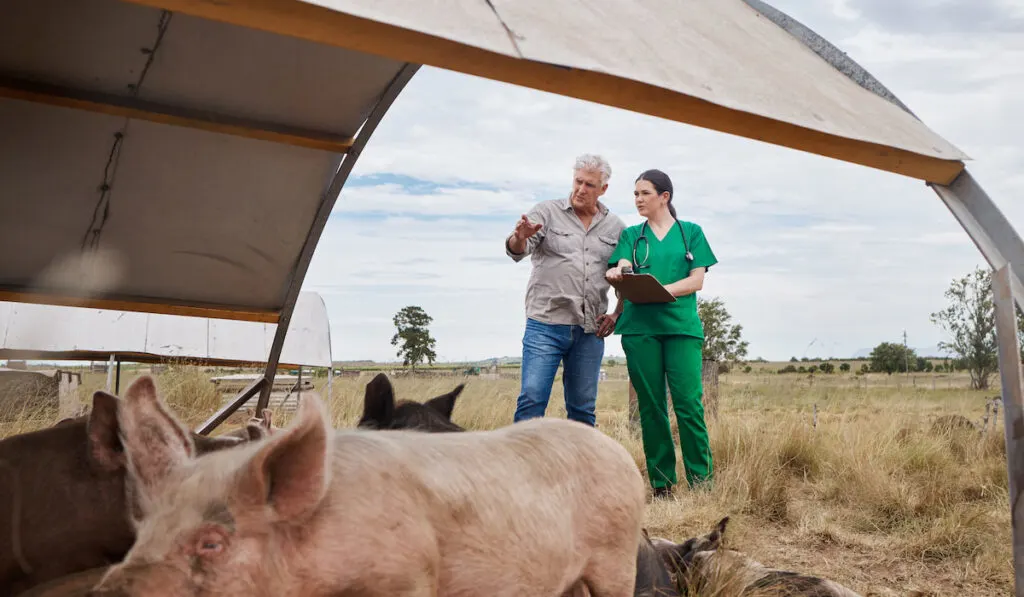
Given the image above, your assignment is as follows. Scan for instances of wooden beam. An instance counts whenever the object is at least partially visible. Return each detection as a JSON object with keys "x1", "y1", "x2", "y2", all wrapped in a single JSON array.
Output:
[
  {"x1": 119, "y1": 0, "x2": 965, "y2": 184},
  {"x1": 0, "y1": 349, "x2": 310, "y2": 370},
  {"x1": 0, "y1": 76, "x2": 354, "y2": 154},
  {"x1": 0, "y1": 289, "x2": 280, "y2": 324}
]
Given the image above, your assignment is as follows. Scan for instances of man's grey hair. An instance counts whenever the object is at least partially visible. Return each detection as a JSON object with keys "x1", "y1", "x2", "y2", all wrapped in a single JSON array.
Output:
[{"x1": 574, "y1": 154, "x2": 612, "y2": 186}]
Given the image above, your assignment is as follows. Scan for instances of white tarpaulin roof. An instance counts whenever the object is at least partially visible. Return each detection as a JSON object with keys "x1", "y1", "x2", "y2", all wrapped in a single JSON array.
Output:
[
  {"x1": 0, "y1": 291, "x2": 332, "y2": 368},
  {"x1": 127, "y1": 0, "x2": 969, "y2": 185},
  {"x1": 2, "y1": 0, "x2": 970, "y2": 321},
  {"x1": 0, "y1": 0, "x2": 411, "y2": 320}
]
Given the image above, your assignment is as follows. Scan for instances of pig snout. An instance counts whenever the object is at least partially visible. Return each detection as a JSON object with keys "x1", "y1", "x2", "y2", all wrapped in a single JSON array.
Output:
[{"x1": 86, "y1": 562, "x2": 191, "y2": 597}]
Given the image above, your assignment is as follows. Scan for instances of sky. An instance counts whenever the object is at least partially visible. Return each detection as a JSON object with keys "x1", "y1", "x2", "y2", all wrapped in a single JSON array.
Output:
[{"x1": 300, "y1": 0, "x2": 1024, "y2": 364}]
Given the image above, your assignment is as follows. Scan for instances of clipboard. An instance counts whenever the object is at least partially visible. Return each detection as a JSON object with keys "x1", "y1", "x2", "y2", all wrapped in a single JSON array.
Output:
[{"x1": 609, "y1": 273, "x2": 676, "y2": 304}]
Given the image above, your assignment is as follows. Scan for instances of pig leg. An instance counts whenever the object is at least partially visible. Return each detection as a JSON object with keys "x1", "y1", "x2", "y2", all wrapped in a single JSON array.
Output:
[{"x1": 579, "y1": 549, "x2": 638, "y2": 597}]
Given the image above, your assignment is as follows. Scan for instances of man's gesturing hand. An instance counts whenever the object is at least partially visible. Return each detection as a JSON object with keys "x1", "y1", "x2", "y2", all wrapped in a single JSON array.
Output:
[{"x1": 513, "y1": 214, "x2": 542, "y2": 241}]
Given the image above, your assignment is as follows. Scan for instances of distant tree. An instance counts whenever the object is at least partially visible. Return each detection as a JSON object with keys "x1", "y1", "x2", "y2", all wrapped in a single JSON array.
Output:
[
  {"x1": 698, "y1": 297, "x2": 749, "y2": 370},
  {"x1": 860, "y1": 363, "x2": 870, "y2": 374},
  {"x1": 930, "y1": 267, "x2": 999, "y2": 390},
  {"x1": 390, "y1": 306, "x2": 437, "y2": 369},
  {"x1": 743, "y1": 365, "x2": 753, "y2": 374},
  {"x1": 869, "y1": 342, "x2": 917, "y2": 375},
  {"x1": 915, "y1": 357, "x2": 933, "y2": 372},
  {"x1": 819, "y1": 362, "x2": 835, "y2": 374},
  {"x1": 839, "y1": 362, "x2": 851, "y2": 373},
  {"x1": 1018, "y1": 304, "x2": 1024, "y2": 364},
  {"x1": 807, "y1": 365, "x2": 818, "y2": 374}
]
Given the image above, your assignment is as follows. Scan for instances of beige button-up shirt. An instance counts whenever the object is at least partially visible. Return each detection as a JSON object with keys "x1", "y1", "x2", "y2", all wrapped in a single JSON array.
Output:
[{"x1": 506, "y1": 198, "x2": 626, "y2": 334}]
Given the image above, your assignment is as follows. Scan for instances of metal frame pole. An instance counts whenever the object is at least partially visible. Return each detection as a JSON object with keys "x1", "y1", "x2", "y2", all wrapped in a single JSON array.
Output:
[
  {"x1": 105, "y1": 353, "x2": 115, "y2": 392},
  {"x1": 991, "y1": 264, "x2": 1024, "y2": 597},
  {"x1": 931, "y1": 169, "x2": 1024, "y2": 311},
  {"x1": 254, "y1": 63, "x2": 419, "y2": 416},
  {"x1": 195, "y1": 63, "x2": 419, "y2": 434}
]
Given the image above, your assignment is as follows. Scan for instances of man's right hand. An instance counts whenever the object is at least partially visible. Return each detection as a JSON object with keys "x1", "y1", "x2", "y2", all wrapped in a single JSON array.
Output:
[{"x1": 513, "y1": 214, "x2": 542, "y2": 241}]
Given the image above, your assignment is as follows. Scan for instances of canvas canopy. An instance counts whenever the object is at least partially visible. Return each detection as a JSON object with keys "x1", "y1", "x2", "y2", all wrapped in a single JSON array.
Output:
[
  {"x1": 124, "y1": 0, "x2": 969, "y2": 185},
  {"x1": 0, "y1": 291, "x2": 332, "y2": 369},
  {"x1": 0, "y1": 0, "x2": 976, "y2": 325},
  {"x1": 0, "y1": 0, "x2": 414, "y2": 322}
]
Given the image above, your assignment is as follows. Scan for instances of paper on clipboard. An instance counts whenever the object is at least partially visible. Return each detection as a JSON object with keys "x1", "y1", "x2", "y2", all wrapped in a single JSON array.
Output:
[{"x1": 609, "y1": 273, "x2": 676, "y2": 304}]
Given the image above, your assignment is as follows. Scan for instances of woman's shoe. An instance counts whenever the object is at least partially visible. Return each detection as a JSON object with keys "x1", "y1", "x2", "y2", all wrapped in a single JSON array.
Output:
[{"x1": 652, "y1": 485, "x2": 674, "y2": 499}]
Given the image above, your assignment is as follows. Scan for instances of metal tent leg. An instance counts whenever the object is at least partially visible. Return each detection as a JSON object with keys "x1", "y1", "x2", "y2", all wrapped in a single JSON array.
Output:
[
  {"x1": 254, "y1": 62, "x2": 420, "y2": 417},
  {"x1": 991, "y1": 265, "x2": 1024, "y2": 597},
  {"x1": 930, "y1": 168, "x2": 1024, "y2": 309},
  {"x1": 195, "y1": 64, "x2": 419, "y2": 434},
  {"x1": 934, "y1": 170, "x2": 1024, "y2": 595}
]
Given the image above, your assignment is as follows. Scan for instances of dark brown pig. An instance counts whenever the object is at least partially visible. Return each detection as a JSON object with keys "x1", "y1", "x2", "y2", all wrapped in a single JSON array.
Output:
[
  {"x1": 357, "y1": 372, "x2": 465, "y2": 432},
  {"x1": 217, "y1": 408, "x2": 277, "y2": 441},
  {"x1": 0, "y1": 385, "x2": 256, "y2": 596},
  {"x1": 648, "y1": 517, "x2": 864, "y2": 597},
  {"x1": 14, "y1": 566, "x2": 109, "y2": 597},
  {"x1": 88, "y1": 374, "x2": 647, "y2": 597}
]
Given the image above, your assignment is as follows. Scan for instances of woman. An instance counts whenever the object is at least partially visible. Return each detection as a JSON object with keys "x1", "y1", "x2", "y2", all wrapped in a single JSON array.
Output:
[{"x1": 606, "y1": 169, "x2": 717, "y2": 498}]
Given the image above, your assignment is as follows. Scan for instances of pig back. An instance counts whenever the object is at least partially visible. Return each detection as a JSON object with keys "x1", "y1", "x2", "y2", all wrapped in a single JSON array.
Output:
[{"x1": 325, "y1": 418, "x2": 647, "y2": 594}]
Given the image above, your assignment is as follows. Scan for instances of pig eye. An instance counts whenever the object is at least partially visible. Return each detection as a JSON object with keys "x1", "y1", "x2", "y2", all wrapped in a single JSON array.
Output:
[{"x1": 193, "y1": 527, "x2": 229, "y2": 558}]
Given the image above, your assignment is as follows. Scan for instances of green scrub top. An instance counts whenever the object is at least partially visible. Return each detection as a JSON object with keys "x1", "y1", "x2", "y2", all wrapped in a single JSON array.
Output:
[{"x1": 608, "y1": 220, "x2": 717, "y2": 339}]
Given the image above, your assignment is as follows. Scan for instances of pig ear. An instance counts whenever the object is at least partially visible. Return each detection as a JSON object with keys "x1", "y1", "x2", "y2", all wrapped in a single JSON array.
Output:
[
  {"x1": 87, "y1": 390, "x2": 125, "y2": 472},
  {"x1": 259, "y1": 409, "x2": 274, "y2": 431},
  {"x1": 117, "y1": 375, "x2": 195, "y2": 498},
  {"x1": 704, "y1": 516, "x2": 728, "y2": 550},
  {"x1": 358, "y1": 373, "x2": 394, "y2": 428},
  {"x1": 236, "y1": 393, "x2": 332, "y2": 521},
  {"x1": 425, "y1": 383, "x2": 464, "y2": 420}
]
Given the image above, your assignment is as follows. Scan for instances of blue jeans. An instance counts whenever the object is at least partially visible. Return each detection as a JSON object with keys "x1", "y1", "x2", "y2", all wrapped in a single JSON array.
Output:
[{"x1": 513, "y1": 318, "x2": 605, "y2": 426}]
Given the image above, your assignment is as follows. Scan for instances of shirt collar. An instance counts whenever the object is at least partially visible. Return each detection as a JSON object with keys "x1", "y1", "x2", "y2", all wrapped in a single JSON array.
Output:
[{"x1": 562, "y1": 196, "x2": 610, "y2": 216}]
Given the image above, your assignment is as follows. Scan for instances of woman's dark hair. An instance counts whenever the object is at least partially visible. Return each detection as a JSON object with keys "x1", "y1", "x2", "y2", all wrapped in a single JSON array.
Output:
[{"x1": 636, "y1": 169, "x2": 676, "y2": 218}]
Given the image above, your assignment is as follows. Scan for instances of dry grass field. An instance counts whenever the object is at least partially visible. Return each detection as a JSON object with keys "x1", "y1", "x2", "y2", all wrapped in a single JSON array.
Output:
[{"x1": 0, "y1": 362, "x2": 1012, "y2": 596}]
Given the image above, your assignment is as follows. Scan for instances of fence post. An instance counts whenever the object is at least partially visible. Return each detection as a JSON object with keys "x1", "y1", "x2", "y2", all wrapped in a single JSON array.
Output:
[{"x1": 990, "y1": 264, "x2": 1024, "y2": 597}]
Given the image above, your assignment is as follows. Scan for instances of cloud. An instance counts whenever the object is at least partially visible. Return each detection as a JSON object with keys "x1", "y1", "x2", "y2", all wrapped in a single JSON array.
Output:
[
  {"x1": 842, "y1": 0, "x2": 1024, "y2": 35},
  {"x1": 298, "y1": 2, "x2": 1023, "y2": 364}
]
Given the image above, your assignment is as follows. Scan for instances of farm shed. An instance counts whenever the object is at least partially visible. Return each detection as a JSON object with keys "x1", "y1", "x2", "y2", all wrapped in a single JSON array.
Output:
[
  {"x1": 0, "y1": 367, "x2": 81, "y2": 421},
  {"x1": 0, "y1": 290, "x2": 333, "y2": 430},
  {"x1": 2, "y1": 0, "x2": 1024, "y2": 590}
]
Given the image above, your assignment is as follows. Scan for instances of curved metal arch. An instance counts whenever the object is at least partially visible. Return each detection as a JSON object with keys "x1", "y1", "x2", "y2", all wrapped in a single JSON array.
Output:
[
  {"x1": 197, "y1": 62, "x2": 420, "y2": 434},
  {"x1": 748, "y1": 4, "x2": 1024, "y2": 591},
  {"x1": 743, "y1": 0, "x2": 1024, "y2": 307}
]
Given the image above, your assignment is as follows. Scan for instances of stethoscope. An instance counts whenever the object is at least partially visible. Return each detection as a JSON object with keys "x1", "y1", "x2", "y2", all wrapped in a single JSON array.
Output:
[{"x1": 630, "y1": 219, "x2": 693, "y2": 273}]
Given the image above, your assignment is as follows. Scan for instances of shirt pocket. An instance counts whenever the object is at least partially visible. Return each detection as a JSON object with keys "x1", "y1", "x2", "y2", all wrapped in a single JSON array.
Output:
[
  {"x1": 544, "y1": 227, "x2": 578, "y2": 257},
  {"x1": 592, "y1": 234, "x2": 619, "y2": 264}
]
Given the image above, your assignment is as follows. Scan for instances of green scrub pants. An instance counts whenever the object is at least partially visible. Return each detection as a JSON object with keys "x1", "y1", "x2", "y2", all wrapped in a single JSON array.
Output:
[{"x1": 622, "y1": 333, "x2": 712, "y2": 489}]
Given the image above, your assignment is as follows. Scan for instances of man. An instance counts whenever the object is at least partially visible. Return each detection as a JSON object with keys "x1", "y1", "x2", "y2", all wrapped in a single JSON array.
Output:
[{"x1": 505, "y1": 154, "x2": 626, "y2": 427}]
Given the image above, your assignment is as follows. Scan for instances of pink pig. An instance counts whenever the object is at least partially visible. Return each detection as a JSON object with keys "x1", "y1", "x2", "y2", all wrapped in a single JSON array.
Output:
[{"x1": 88, "y1": 375, "x2": 647, "y2": 597}]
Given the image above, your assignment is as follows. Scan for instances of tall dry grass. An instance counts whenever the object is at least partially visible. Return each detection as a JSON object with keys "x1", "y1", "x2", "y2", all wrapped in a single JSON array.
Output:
[
  {"x1": 313, "y1": 370, "x2": 1011, "y2": 596},
  {"x1": 0, "y1": 365, "x2": 1012, "y2": 595}
]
